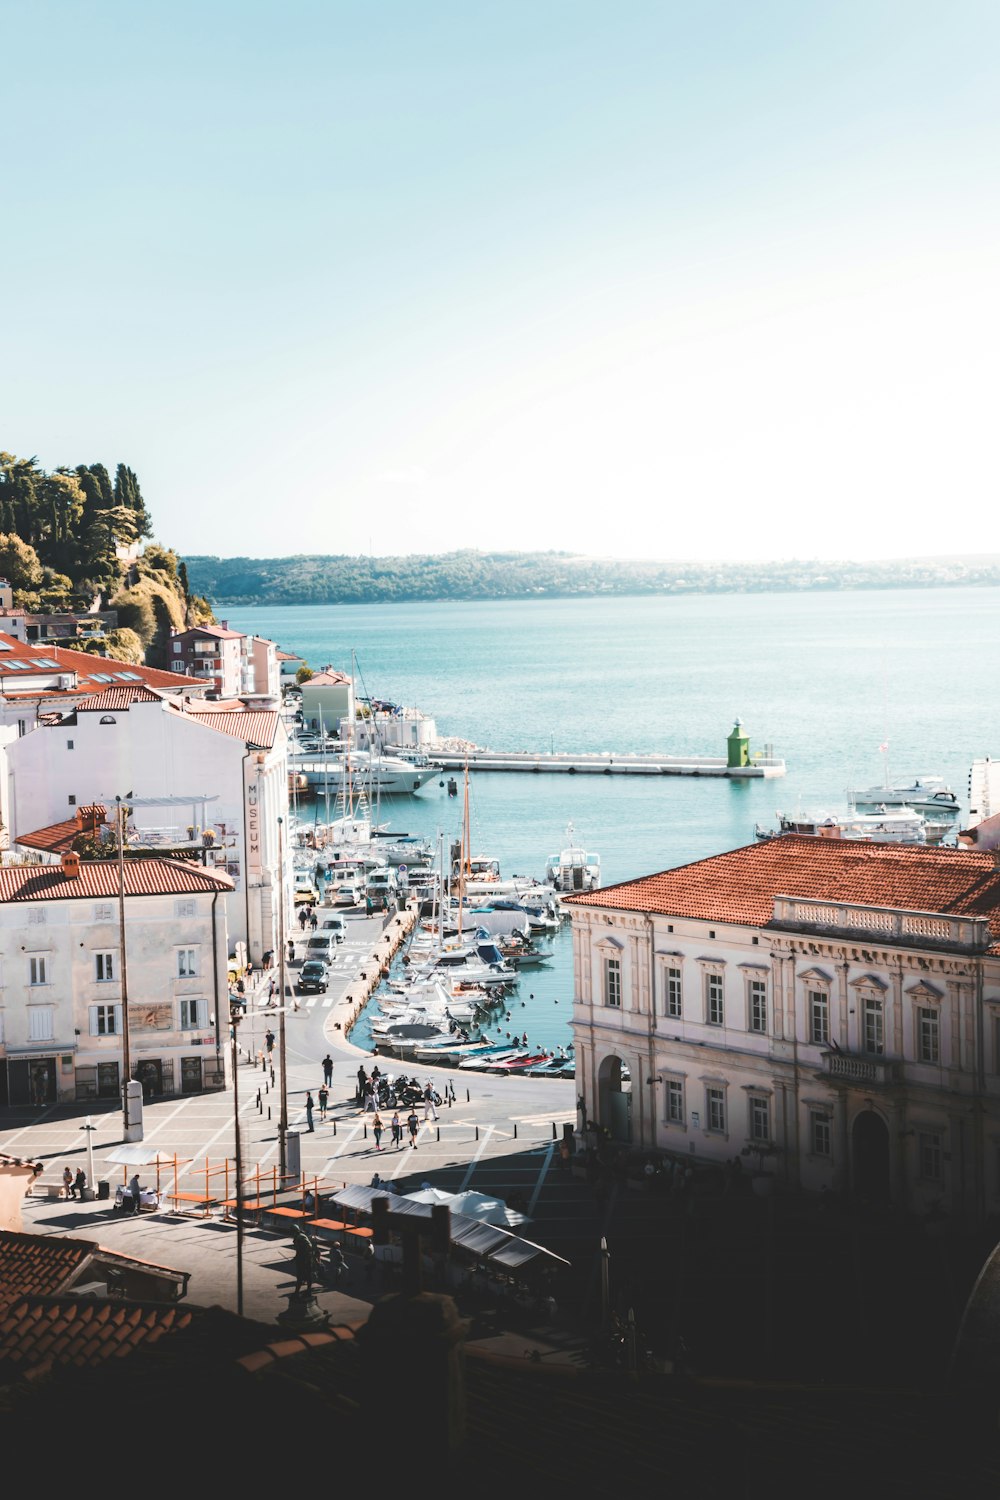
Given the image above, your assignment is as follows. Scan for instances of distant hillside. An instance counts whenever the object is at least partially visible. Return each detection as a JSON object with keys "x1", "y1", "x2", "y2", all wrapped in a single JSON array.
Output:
[{"x1": 182, "y1": 550, "x2": 1000, "y2": 607}]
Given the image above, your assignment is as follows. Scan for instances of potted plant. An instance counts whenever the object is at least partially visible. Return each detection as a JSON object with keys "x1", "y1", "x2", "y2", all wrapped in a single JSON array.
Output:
[
  {"x1": 202, "y1": 829, "x2": 216, "y2": 847},
  {"x1": 744, "y1": 1142, "x2": 778, "y2": 1196}
]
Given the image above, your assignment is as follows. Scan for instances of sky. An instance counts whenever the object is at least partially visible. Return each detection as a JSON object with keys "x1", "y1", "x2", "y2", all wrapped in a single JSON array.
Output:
[{"x1": 3, "y1": 1, "x2": 999, "y2": 564}]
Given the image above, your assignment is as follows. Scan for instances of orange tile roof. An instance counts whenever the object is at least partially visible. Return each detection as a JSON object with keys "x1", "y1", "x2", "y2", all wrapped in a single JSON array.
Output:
[
  {"x1": 305, "y1": 671, "x2": 350, "y2": 686},
  {"x1": 565, "y1": 836, "x2": 1000, "y2": 948},
  {"x1": 0, "y1": 1295, "x2": 195, "y2": 1370},
  {"x1": 0, "y1": 857, "x2": 233, "y2": 903},
  {"x1": 178, "y1": 710, "x2": 280, "y2": 748},
  {"x1": 75, "y1": 686, "x2": 164, "y2": 709},
  {"x1": 0, "y1": 631, "x2": 205, "y2": 695}
]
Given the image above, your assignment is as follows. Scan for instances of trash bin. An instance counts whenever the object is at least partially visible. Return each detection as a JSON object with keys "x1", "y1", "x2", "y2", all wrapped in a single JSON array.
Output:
[{"x1": 97, "y1": 1180, "x2": 110, "y2": 1201}]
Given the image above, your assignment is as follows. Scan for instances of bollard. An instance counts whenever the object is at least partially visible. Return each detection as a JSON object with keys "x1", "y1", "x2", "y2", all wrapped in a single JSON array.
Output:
[
  {"x1": 332, "y1": 1120, "x2": 336, "y2": 1136},
  {"x1": 552, "y1": 1122, "x2": 557, "y2": 1139},
  {"x1": 466, "y1": 1090, "x2": 470, "y2": 1103},
  {"x1": 475, "y1": 1126, "x2": 479, "y2": 1140},
  {"x1": 268, "y1": 1106, "x2": 271, "y2": 1120},
  {"x1": 514, "y1": 1124, "x2": 518, "y2": 1139},
  {"x1": 437, "y1": 1127, "x2": 440, "y2": 1142}
]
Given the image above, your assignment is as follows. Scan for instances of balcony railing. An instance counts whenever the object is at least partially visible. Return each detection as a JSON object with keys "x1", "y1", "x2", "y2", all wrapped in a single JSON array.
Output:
[{"x1": 820, "y1": 1051, "x2": 900, "y2": 1086}]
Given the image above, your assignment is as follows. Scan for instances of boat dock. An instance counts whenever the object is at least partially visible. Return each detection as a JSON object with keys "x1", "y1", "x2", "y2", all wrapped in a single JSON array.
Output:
[{"x1": 429, "y1": 748, "x2": 786, "y2": 779}]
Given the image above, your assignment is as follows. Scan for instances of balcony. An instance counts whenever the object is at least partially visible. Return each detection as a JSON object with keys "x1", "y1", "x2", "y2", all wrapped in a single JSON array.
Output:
[{"x1": 820, "y1": 1050, "x2": 900, "y2": 1087}]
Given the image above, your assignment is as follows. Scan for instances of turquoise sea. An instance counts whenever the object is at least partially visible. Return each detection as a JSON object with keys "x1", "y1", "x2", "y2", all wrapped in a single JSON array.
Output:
[{"x1": 224, "y1": 588, "x2": 1000, "y2": 1054}]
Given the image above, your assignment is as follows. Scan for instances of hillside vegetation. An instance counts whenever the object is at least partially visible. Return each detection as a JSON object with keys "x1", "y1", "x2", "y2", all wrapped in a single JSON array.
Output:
[
  {"x1": 183, "y1": 550, "x2": 1000, "y2": 607},
  {"x1": 0, "y1": 452, "x2": 213, "y2": 667}
]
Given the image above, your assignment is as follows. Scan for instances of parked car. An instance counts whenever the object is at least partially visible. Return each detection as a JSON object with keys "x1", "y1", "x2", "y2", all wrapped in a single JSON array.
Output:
[
  {"x1": 331, "y1": 881, "x2": 362, "y2": 908},
  {"x1": 294, "y1": 871, "x2": 319, "y2": 905},
  {"x1": 296, "y1": 959, "x2": 329, "y2": 995}
]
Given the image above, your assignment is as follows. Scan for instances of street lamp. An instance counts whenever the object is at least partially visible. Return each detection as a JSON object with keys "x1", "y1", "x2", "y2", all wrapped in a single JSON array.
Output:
[
  {"x1": 277, "y1": 815, "x2": 289, "y2": 1182},
  {"x1": 115, "y1": 795, "x2": 143, "y2": 1142},
  {"x1": 230, "y1": 1005, "x2": 245, "y2": 1316}
]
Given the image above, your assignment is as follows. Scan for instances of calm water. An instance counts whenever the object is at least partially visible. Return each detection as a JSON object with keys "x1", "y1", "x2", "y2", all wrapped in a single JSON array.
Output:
[{"x1": 226, "y1": 588, "x2": 1000, "y2": 1053}]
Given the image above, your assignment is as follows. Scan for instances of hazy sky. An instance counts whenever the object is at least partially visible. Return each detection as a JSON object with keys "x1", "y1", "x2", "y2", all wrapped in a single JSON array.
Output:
[{"x1": 3, "y1": 2, "x2": 998, "y2": 562}]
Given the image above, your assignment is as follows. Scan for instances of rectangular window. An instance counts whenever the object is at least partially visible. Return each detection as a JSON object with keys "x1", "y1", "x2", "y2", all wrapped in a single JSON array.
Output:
[
  {"x1": 27, "y1": 908, "x2": 45, "y2": 926},
  {"x1": 919, "y1": 1131, "x2": 943, "y2": 1182},
  {"x1": 90, "y1": 1004, "x2": 121, "y2": 1036},
  {"x1": 748, "y1": 979, "x2": 767, "y2": 1034},
  {"x1": 809, "y1": 991, "x2": 829, "y2": 1045},
  {"x1": 180, "y1": 998, "x2": 208, "y2": 1030},
  {"x1": 28, "y1": 955, "x2": 47, "y2": 986},
  {"x1": 94, "y1": 903, "x2": 114, "y2": 922},
  {"x1": 706, "y1": 1087, "x2": 726, "y2": 1133},
  {"x1": 863, "y1": 997, "x2": 884, "y2": 1055},
  {"x1": 177, "y1": 949, "x2": 198, "y2": 979},
  {"x1": 604, "y1": 956, "x2": 621, "y2": 1009},
  {"x1": 749, "y1": 1095, "x2": 771, "y2": 1142},
  {"x1": 664, "y1": 967, "x2": 682, "y2": 1019},
  {"x1": 28, "y1": 1006, "x2": 53, "y2": 1041},
  {"x1": 810, "y1": 1112, "x2": 832, "y2": 1157},
  {"x1": 706, "y1": 973, "x2": 724, "y2": 1026},
  {"x1": 917, "y1": 1007, "x2": 940, "y2": 1065},
  {"x1": 94, "y1": 951, "x2": 116, "y2": 983},
  {"x1": 175, "y1": 899, "x2": 196, "y2": 919},
  {"x1": 665, "y1": 1080, "x2": 684, "y2": 1123}
]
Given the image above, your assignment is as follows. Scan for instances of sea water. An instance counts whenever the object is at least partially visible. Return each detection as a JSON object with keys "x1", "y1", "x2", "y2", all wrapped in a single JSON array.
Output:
[{"x1": 224, "y1": 587, "x2": 1000, "y2": 1053}]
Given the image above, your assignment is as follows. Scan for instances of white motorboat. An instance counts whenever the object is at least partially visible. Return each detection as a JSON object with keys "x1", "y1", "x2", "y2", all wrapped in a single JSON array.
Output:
[
  {"x1": 852, "y1": 775, "x2": 960, "y2": 815},
  {"x1": 755, "y1": 805, "x2": 930, "y2": 844},
  {"x1": 544, "y1": 823, "x2": 601, "y2": 893},
  {"x1": 289, "y1": 745, "x2": 441, "y2": 795}
]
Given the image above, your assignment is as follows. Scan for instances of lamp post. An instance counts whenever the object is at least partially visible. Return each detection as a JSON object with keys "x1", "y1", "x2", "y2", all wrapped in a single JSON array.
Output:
[
  {"x1": 115, "y1": 796, "x2": 143, "y2": 1142},
  {"x1": 230, "y1": 1005, "x2": 245, "y2": 1316},
  {"x1": 81, "y1": 1116, "x2": 96, "y2": 1195},
  {"x1": 277, "y1": 815, "x2": 288, "y2": 1182}
]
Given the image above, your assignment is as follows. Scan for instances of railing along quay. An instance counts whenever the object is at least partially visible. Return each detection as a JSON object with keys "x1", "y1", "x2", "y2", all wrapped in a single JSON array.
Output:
[{"x1": 428, "y1": 749, "x2": 786, "y2": 779}]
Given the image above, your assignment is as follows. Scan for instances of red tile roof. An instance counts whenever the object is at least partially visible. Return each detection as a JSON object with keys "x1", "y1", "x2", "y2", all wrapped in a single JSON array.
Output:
[
  {"x1": 565, "y1": 836, "x2": 1000, "y2": 947},
  {"x1": 0, "y1": 1295, "x2": 196, "y2": 1370},
  {"x1": 0, "y1": 631, "x2": 205, "y2": 695},
  {"x1": 177, "y1": 710, "x2": 280, "y2": 748},
  {"x1": 0, "y1": 857, "x2": 233, "y2": 903},
  {"x1": 0, "y1": 1230, "x2": 188, "y2": 1314},
  {"x1": 305, "y1": 671, "x2": 350, "y2": 686},
  {"x1": 75, "y1": 686, "x2": 164, "y2": 709}
]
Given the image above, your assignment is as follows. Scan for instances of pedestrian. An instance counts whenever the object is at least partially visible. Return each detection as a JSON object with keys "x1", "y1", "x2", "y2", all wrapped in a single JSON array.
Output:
[
  {"x1": 74, "y1": 1167, "x2": 87, "y2": 1200},
  {"x1": 391, "y1": 1111, "x2": 402, "y2": 1148},
  {"x1": 407, "y1": 1109, "x2": 419, "y2": 1148},
  {"x1": 423, "y1": 1082, "x2": 438, "y2": 1122},
  {"x1": 322, "y1": 1053, "x2": 333, "y2": 1086},
  {"x1": 364, "y1": 1080, "x2": 376, "y2": 1112},
  {"x1": 328, "y1": 1241, "x2": 349, "y2": 1286},
  {"x1": 128, "y1": 1172, "x2": 143, "y2": 1214},
  {"x1": 318, "y1": 1084, "x2": 329, "y2": 1119},
  {"x1": 356, "y1": 1064, "x2": 367, "y2": 1105},
  {"x1": 446, "y1": 1079, "x2": 456, "y2": 1105},
  {"x1": 287, "y1": 938, "x2": 295, "y2": 964},
  {"x1": 370, "y1": 1171, "x2": 383, "y2": 1189},
  {"x1": 63, "y1": 1165, "x2": 74, "y2": 1200},
  {"x1": 268, "y1": 976, "x2": 276, "y2": 1001},
  {"x1": 310, "y1": 912, "x2": 318, "y2": 932},
  {"x1": 305, "y1": 1091, "x2": 315, "y2": 1131},
  {"x1": 372, "y1": 1112, "x2": 384, "y2": 1151}
]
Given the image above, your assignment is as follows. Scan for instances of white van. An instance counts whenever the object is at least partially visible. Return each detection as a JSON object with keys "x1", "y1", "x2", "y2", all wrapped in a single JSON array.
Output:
[{"x1": 319, "y1": 914, "x2": 348, "y2": 942}]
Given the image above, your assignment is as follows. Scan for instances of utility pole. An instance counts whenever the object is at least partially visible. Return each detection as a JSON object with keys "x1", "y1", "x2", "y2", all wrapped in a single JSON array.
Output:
[
  {"x1": 116, "y1": 796, "x2": 143, "y2": 1141},
  {"x1": 277, "y1": 814, "x2": 288, "y2": 1181}
]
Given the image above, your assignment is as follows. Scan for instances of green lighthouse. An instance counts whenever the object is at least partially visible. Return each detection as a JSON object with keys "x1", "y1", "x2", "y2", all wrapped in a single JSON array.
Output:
[{"x1": 727, "y1": 718, "x2": 750, "y2": 768}]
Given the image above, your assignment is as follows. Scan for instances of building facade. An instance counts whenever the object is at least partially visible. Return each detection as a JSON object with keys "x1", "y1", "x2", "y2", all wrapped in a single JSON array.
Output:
[
  {"x1": 566, "y1": 836, "x2": 1000, "y2": 1225},
  {"x1": 168, "y1": 623, "x2": 245, "y2": 698},
  {"x1": 0, "y1": 853, "x2": 233, "y2": 1107},
  {"x1": 5, "y1": 687, "x2": 290, "y2": 964}
]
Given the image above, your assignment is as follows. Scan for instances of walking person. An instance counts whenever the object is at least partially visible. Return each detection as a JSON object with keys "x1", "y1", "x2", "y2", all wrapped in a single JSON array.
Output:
[
  {"x1": 322, "y1": 1053, "x2": 333, "y2": 1086},
  {"x1": 318, "y1": 1083, "x2": 329, "y2": 1120},
  {"x1": 390, "y1": 1111, "x2": 402, "y2": 1149},
  {"x1": 372, "y1": 1111, "x2": 384, "y2": 1151},
  {"x1": 128, "y1": 1171, "x2": 143, "y2": 1214},
  {"x1": 356, "y1": 1065, "x2": 367, "y2": 1105},
  {"x1": 305, "y1": 1091, "x2": 315, "y2": 1132},
  {"x1": 265, "y1": 1028, "x2": 275, "y2": 1058},
  {"x1": 406, "y1": 1108, "x2": 419, "y2": 1148},
  {"x1": 423, "y1": 1082, "x2": 438, "y2": 1122},
  {"x1": 328, "y1": 1241, "x2": 350, "y2": 1287},
  {"x1": 63, "y1": 1165, "x2": 74, "y2": 1200}
]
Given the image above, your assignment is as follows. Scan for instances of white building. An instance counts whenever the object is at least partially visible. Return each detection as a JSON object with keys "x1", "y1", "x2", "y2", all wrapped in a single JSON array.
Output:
[
  {"x1": 5, "y1": 686, "x2": 290, "y2": 965},
  {"x1": 566, "y1": 835, "x2": 1000, "y2": 1224},
  {"x1": 0, "y1": 850, "x2": 234, "y2": 1107}
]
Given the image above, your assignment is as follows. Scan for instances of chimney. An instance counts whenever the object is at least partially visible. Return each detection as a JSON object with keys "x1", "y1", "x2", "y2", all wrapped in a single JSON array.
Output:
[{"x1": 61, "y1": 850, "x2": 81, "y2": 880}]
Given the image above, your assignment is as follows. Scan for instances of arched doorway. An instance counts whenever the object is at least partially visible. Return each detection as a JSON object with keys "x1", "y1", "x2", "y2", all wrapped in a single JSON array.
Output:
[
  {"x1": 597, "y1": 1054, "x2": 632, "y2": 1144},
  {"x1": 852, "y1": 1109, "x2": 891, "y2": 1205}
]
